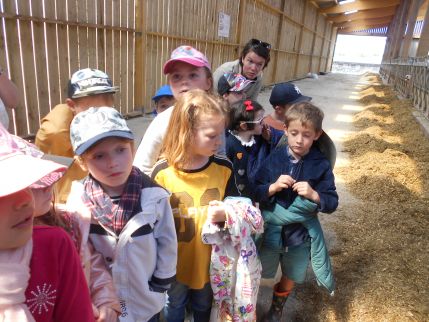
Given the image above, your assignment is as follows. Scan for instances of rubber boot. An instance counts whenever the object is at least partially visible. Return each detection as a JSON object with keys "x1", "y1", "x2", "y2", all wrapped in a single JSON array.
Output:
[{"x1": 263, "y1": 283, "x2": 291, "y2": 322}]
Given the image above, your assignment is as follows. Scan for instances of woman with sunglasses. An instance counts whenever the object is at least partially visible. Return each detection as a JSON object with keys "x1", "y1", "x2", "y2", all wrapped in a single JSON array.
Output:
[
  {"x1": 226, "y1": 99, "x2": 282, "y2": 201},
  {"x1": 213, "y1": 39, "x2": 271, "y2": 101}
]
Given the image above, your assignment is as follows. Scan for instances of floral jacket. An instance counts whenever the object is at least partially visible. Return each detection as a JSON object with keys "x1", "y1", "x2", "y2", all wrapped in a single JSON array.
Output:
[{"x1": 202, "y1": 197, "x2": 264, "y2": 322}]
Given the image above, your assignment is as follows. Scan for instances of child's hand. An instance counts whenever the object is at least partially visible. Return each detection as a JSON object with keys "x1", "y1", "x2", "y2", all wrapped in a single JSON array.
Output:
[
  {"x1": 268, "y1": 175, "x2": 295, "y2": 196},
  {"x1": 292, "y1": 181, "x2": 320, "y2": 204},
  {"x1": 262, "y1": 124, "x2": 271, "y2": 141},
  {"x1": 207, "y1": 200, "x2": 226, "y2": 223},
  {"x1": 94, "y1": 305, "x2": 118, "y2": 322}
]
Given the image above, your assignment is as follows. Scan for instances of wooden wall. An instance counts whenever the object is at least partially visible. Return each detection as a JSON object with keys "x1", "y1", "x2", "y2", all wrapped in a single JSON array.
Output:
[{"x1": 0, "y1": 0, "x2": 336, "y2": 137}]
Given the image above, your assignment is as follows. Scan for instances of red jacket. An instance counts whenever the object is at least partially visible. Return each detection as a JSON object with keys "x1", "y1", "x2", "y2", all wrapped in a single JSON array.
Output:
[{"x1": 25, "y1": 226, "x2": 95, "y2": 322}]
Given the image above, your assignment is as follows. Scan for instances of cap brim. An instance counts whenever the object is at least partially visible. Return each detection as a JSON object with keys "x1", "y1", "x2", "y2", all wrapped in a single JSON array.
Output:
[
  {"x1": 75, "y1": 130, "x2": 134, "y2": 155},
  {"x1": 42, "y1": 154, "x2": 74, "y2": 168},
  {"x1": 0, "y1": 153, "x2": 67, "y2": 197},
  {"x1": 163, "y1": 58, "x2": 207, "y2": 75},
  {"x1": 71, "y1": 86, "x2": 120, "y2": 98}
]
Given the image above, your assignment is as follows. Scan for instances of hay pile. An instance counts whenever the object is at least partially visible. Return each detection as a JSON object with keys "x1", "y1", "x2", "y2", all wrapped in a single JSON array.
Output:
[{"x1": 297, "y1": 73, "x2": 429, "y2": 321}]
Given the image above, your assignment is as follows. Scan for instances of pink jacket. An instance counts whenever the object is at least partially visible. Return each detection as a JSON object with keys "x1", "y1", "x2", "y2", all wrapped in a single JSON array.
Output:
[{"x1": 26, "y1": 226, "x2": 95, "y2": 321}]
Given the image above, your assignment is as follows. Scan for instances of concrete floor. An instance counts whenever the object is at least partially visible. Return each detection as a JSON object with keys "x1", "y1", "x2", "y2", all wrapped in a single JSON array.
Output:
[{"x1": 126, "y1": 72, "x2": 429, "y2": 321}]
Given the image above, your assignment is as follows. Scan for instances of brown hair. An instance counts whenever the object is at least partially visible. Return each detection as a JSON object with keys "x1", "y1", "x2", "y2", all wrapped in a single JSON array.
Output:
[
  {"x1": 285, "y1": 102, "x2": 324, "y2": 132},
  {"x1": 161, "y1": 89, "x2": 227, "y2": 169}
]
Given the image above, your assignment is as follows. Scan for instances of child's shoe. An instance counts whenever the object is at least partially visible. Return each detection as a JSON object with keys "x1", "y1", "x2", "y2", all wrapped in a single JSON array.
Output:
[{"x1": 263, "y1": 283, "x2": 290, "y2": 322}]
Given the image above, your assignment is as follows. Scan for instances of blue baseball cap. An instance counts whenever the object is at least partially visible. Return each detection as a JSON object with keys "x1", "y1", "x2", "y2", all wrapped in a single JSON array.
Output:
[
  {"x1": 269, "y1": 82, "x2": 311, "y2": 106},
  {"x1": 152, "y1": 85, "x2": 174, "y2": 102}
]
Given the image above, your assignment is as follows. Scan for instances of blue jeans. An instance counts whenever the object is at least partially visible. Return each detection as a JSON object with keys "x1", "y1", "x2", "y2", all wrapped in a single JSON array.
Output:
[{"x1": 164, "y1": 281, "x2": 212, "y2": 322}]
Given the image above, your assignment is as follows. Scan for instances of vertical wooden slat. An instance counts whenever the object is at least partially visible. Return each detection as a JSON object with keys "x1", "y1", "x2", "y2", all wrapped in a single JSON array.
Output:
[
  {"x1": 134, "y1": 0, "x2": 145, "y2": 109},
  {"x1": 293, "y1": 0, "x2": 307, "y2": 78}
]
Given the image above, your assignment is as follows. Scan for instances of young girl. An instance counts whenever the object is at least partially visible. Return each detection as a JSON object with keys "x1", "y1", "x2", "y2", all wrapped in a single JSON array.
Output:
[
  {"x1": 226, "y1": 100, "x2": 283, "y2": 200},
  {"x1": 67, "y1": 106, "x2": 177, "y2": 322},
  {"x1": 32, "y1": 182, "x2": 120, "y2": 321},
  {"x1": 134, "y1": 45, "x2": 216, "y2": 175},
  {"x1": 0, "y1": 124, "x2": 94, "y2": 322},
  {"x1": 151, "y1": 89, "x2": 239, "y2": 322}
]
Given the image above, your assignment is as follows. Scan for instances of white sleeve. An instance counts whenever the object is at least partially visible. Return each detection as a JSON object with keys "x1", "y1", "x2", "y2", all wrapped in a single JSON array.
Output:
[
  {"x1": 133, "y1": 106, "x2": 173, "y2": 175},
  {"x1": 152, "y1": 197, "x2": 178, "y2": 280}
]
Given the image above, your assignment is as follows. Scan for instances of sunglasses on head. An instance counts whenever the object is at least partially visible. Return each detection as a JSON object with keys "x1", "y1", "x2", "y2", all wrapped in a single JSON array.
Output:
[{"x1": 250, "y1": 39, "x2": 271, "y2": 50}]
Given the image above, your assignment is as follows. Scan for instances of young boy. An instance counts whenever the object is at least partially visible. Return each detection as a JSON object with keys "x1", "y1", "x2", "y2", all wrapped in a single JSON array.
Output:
[
  {"x1": 67, "y1": 106, "x2": 178, "y2": 322},
  {"x1": 152, "y1": 85, "x2": 175, "y2": 115},
  {"x1": 253, "y1": 102, "x2": 339, "y2": 321},
  {"x1": 265, "y1": 82, "x2": 311, "y2": 131},
  {"x1": 35, "y1": 68, "x2": 118, "y2": 203},
  {"x1": 217, "y1": 72, "x2": 254, "y2": 106}
]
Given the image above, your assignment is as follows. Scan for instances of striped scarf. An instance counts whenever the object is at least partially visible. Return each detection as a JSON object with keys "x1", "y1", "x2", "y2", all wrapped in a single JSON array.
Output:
[{"x1": 82, "y1": 166, "x2": 144, "y2": 235}]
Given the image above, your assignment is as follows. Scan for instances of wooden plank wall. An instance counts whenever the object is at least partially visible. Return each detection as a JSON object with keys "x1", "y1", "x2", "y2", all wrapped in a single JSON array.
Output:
[
  {"x1": 1, "y1": 0, "x2": 336, "y2": 136},
  {"x1": 0, "y1": 0, "x2": 135, "y2": 137},
  {"x1": 137, "y1": 0, "x2": 337, "y2": 111}
]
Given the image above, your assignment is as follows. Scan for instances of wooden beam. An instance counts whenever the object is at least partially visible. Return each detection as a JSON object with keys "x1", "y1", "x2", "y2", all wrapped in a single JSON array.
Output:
[
  {"x1": 416, "y1": 1, "x2": 429, "y2": 56},
  {"x1": 320, "y1": 0, "x2": 400, "y2": 15},
  {"x1": 336, "y1": 16, "x2": 394, "y2": 29},
  {"x1": 271, "y1": 0, "x2": 286, "y2": 83},
  {"x1": 339, "y1": 23, "x2": 391, "y2": 34},
  {"x1": 327, "y1": 6, "x2": 397, "y2": 23},
  {"x1": 390, "y1": 0, "x2": 411, "y2": 58},
  {"x1": 134, "y1": 0, "x2": 144, "y2": 109},
  {"x1": 401, "y1": 0, "x2": 424, "y2": 57},
  {"x1": 309, "y1": 13, "x2": 320, "y2": 73},
  {"x1": 293, "y1": 1, "x2": 307, "y2": 78}
]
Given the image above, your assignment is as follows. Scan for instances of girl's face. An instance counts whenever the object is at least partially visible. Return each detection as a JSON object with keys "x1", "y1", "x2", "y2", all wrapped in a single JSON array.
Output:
[
  {"x1": 190, "y1": 115, "x2": 225, "y2": 161},
  {"x1": 80, "y1": 137, "x2": 134, "y2": 196},
  {"x1": 168, "y1": 62, "x2": 212, "y2": 98},
  {"x1": 250, "y1": 110, "x2": 265, "y2": 135},
  {"x1": 0, "y1": 188, "x2": 34, "y2": 249},
  {"x1": 241, "y1": 51, "x2": 266, "y2": 80},
  {"x1": 32, "y1": 186, "x2": 54, "y2": 217}
]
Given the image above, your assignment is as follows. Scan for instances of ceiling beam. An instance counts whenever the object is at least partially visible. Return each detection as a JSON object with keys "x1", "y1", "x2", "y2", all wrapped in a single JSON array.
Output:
[
  {"x1": 327, "y1": 6, "x2": 397, "y2": 23},
  {"x1": 335, "y1": 16, "x2": 393, "y2": 28},
  {"x1": 319, "y1": 0, "x2": 400, "y2": 14},
  {"x1": 339, "y1": 22, "x2": 391, "y2": 33}
]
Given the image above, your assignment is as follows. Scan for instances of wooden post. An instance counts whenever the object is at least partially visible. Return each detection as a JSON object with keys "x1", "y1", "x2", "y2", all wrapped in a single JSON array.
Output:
[
  {"x1": 392, "y1": 0, "x2": 411, "y2": 58},
  {"x1": 309, "y1": 12, "x2": 320, "y2": 74},
  {"x1": 235, "y1": 0, "x2": 246, "y2": 55},
  {"x1": 134, "y1": 0, "x2": 145, "y2": 110},
  {"x1": 318, "y1": 19, "x2": 329, "y2": 72},
  {"x1": 401, "y1": 0, "x2": 423, "y2": 57},
  {"x1": 271, "y1": 0, "x2": 286, "y2": 83},
  {"x1": 325, "y1": 26, "x2": 337, "y2": 72},
  {"x1": 293, "y1": 1, "x2": 307, "y2": 78},
  {"x1": 416, "y1": 2, "x2": 429, "y2": 56}
]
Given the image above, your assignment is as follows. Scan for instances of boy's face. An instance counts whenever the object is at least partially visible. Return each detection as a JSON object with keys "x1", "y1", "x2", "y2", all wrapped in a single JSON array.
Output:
[
  {"x1": 67, "y1": 93, "x2": 115, "y2": 115},
  {"x1": 285, "y1": 120, "x2": 321, "y2": 158},
  {"x1": 168, "y1": 62, "x2": 212, "y2": 98},
  {"x1": 0, "y1": 188, "x2": 34, "y2": 250},
  {"x1": 80, "y1": 137, "x2": 134, "y2": 196},
  {"x1": 223, "y1": 91, "x2": 244, "y2": 106},
  {"x1": 155, "y1": 96, "x2": 175, "y2": 114}
]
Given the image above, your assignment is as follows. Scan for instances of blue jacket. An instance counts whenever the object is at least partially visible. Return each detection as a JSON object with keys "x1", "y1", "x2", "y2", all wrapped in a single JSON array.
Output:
[
  {"x1": 253, "y1": 145, "x2": 338, "y2": 246},
  {"x1": 262, "y1": 197, "x2": 335, "y2": 294}
]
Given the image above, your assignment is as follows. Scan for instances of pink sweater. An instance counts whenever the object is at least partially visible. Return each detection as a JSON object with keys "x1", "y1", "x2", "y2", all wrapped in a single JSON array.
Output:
[{"x1": 25, "y1": 226, "x2": 94, "y2": 322}]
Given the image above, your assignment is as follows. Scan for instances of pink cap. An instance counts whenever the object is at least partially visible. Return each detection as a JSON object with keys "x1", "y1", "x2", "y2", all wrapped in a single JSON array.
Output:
[
  {"x1": 163, "y1": 46, "x2": 211, "y2": 75},
  {"x1": 0, "y1": 124, "x2": 67, "y2": 197}
]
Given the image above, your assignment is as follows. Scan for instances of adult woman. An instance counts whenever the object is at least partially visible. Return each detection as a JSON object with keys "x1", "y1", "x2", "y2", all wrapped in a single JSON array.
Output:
[{"x1": 213, "y1": 38, "x2": 271, "y2": 101}]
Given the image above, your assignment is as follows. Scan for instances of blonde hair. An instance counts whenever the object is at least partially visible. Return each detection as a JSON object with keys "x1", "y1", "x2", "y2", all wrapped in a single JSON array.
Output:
[
  {"x1": 285, "y1": 101, "x2": 324, "y2": 132},
  {"x1": 161, "y1": 89, "x2": 227, "y2": 168}
]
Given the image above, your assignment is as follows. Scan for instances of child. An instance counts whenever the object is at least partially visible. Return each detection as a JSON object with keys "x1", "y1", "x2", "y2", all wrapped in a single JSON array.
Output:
[
  {"x1": 253, "y1": 102, "x2": 338, "y2": 321},
  {"x1": 266, "y1": 82, "x2": 337, "y2": 168},
  {"x1": 31, "y1": 155, "x2": 120, "y2": 321},
  {"x1": 67, "y1": 107, "x2": 177, "y2": 321},
  {"x1": 134, "y1": 45, "x2": 214, "y2": 175},
  {"x1": 35, "y1": 68, "x2": 118, "y2": 203},
  {"x1": 151, "y1": 89, "x2": 239, "y2": 322},
  {"x1": 152, "y1": 85, "x2": 175, "y2": 115},
  {"x1": 226, "y1": 99, "x2": 282, "y2": 199},
  {"x1": 265, "y1": 82, "x2": 311, "y2": 131},
  {"x1": 0, "y1": 124, "x2": 95, "y2": 321},
  {"x1": 217, "y1": 72, "x2": 254, "y2": 106}
]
